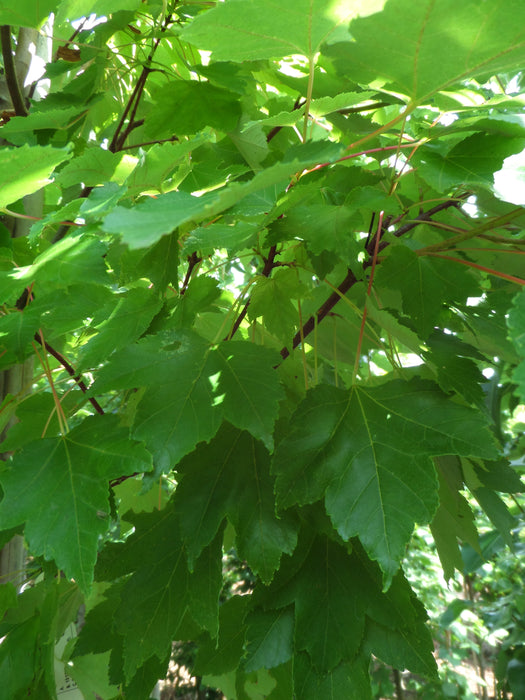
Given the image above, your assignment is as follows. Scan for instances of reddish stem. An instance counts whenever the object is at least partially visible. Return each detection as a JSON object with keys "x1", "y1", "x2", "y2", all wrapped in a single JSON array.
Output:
[{"x1": 421, "y1": 252, "x2": 525, "y2": 286}]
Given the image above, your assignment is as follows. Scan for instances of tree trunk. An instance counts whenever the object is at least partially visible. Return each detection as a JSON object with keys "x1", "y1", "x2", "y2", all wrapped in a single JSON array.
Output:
[{"x1": 0, "y1": 26, "x2": 41, "y2": 592}]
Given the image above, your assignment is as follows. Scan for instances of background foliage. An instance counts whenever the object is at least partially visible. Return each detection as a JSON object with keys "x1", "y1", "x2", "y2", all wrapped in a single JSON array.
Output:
[{"x1": 0, "y1": 0, "x2": 524, "y2": 698}]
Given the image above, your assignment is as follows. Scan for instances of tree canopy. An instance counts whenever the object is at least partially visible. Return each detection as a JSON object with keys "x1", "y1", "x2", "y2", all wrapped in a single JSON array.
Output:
[{"x1": 0, "y1": 1, "x2": 524, "y2": 698}]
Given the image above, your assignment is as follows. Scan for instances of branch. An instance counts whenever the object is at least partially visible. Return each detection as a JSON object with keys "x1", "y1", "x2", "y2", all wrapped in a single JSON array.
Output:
[
  {"x1": 0, "y1": 26, "x2": 28, "y2": 116},
  {"x1": 180, "y1": 252, "x2": 202, "y2": 295},
  {"x1": 367, "y1": 196, "x2": 466, "y2": 256},
  {"x1": 279, "y1": 268, "x2": 358, "y2": 361},
  {"x1": 33, "y1": 333, "x2": 105, "y2": 415},
  {"x1": 225, "y1": 245, "x2": 278, "y2": 341},
  {"x1": 109, "y1": 15, "x2": 172, "y2": 153},
  {"x1": 279, "y1": 196, "x2": 467, "y2": 363},
  {"x1": 266, "y1": 97, "x2": 305, "y2": 143}
]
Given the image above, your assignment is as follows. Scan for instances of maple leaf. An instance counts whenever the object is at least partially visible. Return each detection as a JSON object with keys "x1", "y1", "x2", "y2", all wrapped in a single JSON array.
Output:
[
  {"x1": 272, "y1": 379, "x2": 499, "y2": 583},
  {"x1": 0, "y1": 415, "x2": 151, "y2": 593}
]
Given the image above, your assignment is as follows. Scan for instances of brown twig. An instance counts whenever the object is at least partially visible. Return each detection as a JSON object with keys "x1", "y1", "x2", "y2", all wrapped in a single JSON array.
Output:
[
  {"x1": 119, "y1": 134, "x2": 179, "y2": 151},
  {"x1": 33, "y1": 333, "x2": 104, "y2": 415},
  {"x1": 0, "y1": 26, "x2": 28, "y2": 116},
  {"x1": 225, "y1": 245, "x2": 278, "y2": 341},
  {"x1": 180, "y1": 252, "x2": 202, "y2": 295},
  {"x1": 266, "y1": 97, "x2": 306, "y2": 143},
  {"x1": 109, "y1": 16, "x2": 172, "y2": 153},
  {"x1": 368, "y1": 196, "x2": 466, "y2": 256},
  {"x1": 279, "y1": 196, "x2": 467, "y2": 363}
]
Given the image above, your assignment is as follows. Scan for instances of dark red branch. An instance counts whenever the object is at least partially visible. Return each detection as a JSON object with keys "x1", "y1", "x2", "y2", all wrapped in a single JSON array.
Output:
[
  {"x1": 33, "y1": 333, "x2": 104, "y2": 415},
  {"x1": 279, "y1": 196, "x2": 467, "y2": 363},
  {"x1": 367, "y1": 196, "x2": 466, "y2": 257},
  {"x1": 109, "y1": 16, "x2": 172, "y2": 153},
  {"x1": 180, "y1": 252, "x2": 202, "y2": 295},
  {"x1": 225, "y1": 245, "x2": 278, "y2": 341},
  {"x1": 266, "y1": 97, "x2": 305, "y2": 143},
  {"x1": 279, "y1": 269, "x2": 358, "y2": 361}
]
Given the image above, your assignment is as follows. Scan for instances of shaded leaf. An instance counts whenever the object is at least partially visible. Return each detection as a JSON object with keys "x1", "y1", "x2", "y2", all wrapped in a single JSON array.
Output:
[
  {"x1": 0, "y1": 0, "x2": 58, "y2": 27},
  {"x1": 508, "y1": 289, "x2": 525, "y2": 402},
  {"x1": 57, "y1": 147, "x2": 122, "y2": 188},
  {"x1": 104, "y1": 504, "x2": 222, "y2": 680},
  {"x1": 244, "y1": 607, "x2": 294, "y2": 672},
  {"x1": 376, "y1": 245, "x2": 477, "y2": 338},
  {"x1": 430, "y1": 455, "x2": 480, "y2": 579},
  {"x1": 293, "y1": 652, "x2": 372, "y2": 700},
  {"x1": 364, "y1": 618, "x2": 437, "y2": 678},
  {"x1": 195, "y1": 596, "x2": 249, "y2": 676},
  {"x1": 272, "y1": 379, "x2": 498, "y2": 583},
  {"x1": 79, "y1": 287, "x2": 163, "y2": 368},
  {"x1": 175, "y1": 425, "x2": 298, "y2": 582}
]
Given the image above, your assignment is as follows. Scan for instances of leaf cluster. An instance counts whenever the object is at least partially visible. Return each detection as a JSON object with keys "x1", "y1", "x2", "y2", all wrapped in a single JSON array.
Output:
[{"x1": 0, "y1": 1, "x2": 524, "y2": 698}]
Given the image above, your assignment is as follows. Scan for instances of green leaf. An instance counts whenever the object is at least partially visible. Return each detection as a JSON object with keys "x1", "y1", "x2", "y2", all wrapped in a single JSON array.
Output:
[
  {"x1": 95, "y1": 336, "x2": 283, "y2": 471},
  {"x1": 0, "y1": 145, "x2": 70, "y2": 208},
  {"x1": 430, "y1": 456, "x2": 480, "y2": 579},
  {"x1": 273, "y1": 204, "x2": 362, "y2": 267},
  {"x1": 105, "y1": 504, "x2": 222, "y2": 680},
  {"x1": 171, "y1": 275, "x2": 221, "y2": 327},
  {"x1": 127, "y1": 336, "x2": 220, "y2": 471},
  {"x1": 508, "y1": 289, "x2": 525, "y2": 402},
  {"x1": 364, "y1": 618, "x2": 437, "y2": 677},
  {"x1": 272, "y1": 379, "x2": 498, "y2": 583},
  {"x1": 0, "y1": 416, "x2": 152, "y2": 593},
  {"x1": 146, "y1": 82, "x2": 241, "y2": 138},
  {"x1": 292, "y1": 537, "x2": 366, "y2": 671},
  {"x1": 245, "y1": 607, "x2": 294, "y2": 672},
  {"x1": 68, "y1": 651, "x2": 120, "y2": 700},
  {"x1": 414, "y1": 135, "x2": 525, "y2": 191},
  {"x1": 56, "y1": 0, "x2": 141, "y2": 24},
  {"x1": 17, "y1": 234, "x2": 108, "y2": 290},
  {"x1": 0, "y1": 582, "x2": 17, "y2": 619},
  {"x1": 195, "y1": 596, "x2": 249, "y2": 675},
  {"x1": 175, "y1": 425, "x2": 298, "y2": 582},
  {"x1": 183, "y1": 221, "x2": 261, "y2": 255},
  {"x1": 0, "y1": 617, "x2": 41, "y2": 698},
  {"x1": 181, "y1": 0, "x2": 363, "y2": 61},
  {"x1": 472, "y1": 487, "x2": 516, "y2": 547},
  {"x1": 328, "y1": 0, "x2": 525, "y2": 101},
  {"x1": 79, "y1": 287, "x2": 163, "y2": 368},
  {"x1": 0, "y1": 393, "x2": 62, "y2": 451},
  {"x1": 0, "y1": 106, "x2": 87, "y2": 146},
  {"x1": 376, "y1": 245, "x2": 477, "y2": 338},
  {"x1": 126, "y1": 135, "x2": 210, "y2": 196},
  {"x1": 211, "y1": 342, "x2": 284, "y2": 449},
  {"x1": 145, "y1": 232, "x2": 180, "y2": 289},
  {"x1": 103, "y1": 191, "x2": 211, "y2": 249},
  {"x1": 103, "y1": 145, "x2": 343, "y2": 249},
  {"x1": 473, "y1": 458, "x2": 524, "y2": 493},
  {"x1": 249, "y1": 268, "x2": 306, "y2": 346},
  {"x1": 57, "y1": 147, "x2": 122, "y2": 188},
  {"x1": 293, "y1": 653, "x2": 372, "y2": 700},
  {"x1": 0, "y1": 0, "x2": 58, "y2": 26}
]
